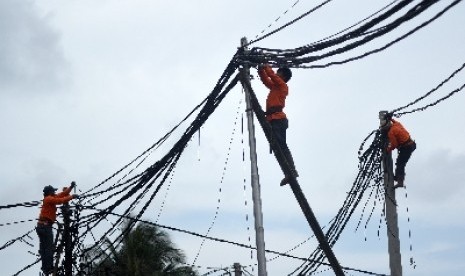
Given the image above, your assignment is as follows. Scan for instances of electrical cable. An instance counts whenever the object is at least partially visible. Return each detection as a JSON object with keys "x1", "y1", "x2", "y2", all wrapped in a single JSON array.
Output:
[
  {"x1": 392, "y1": 61, "x2": 465, "y2": 114},
  {"x1": 0, "y1": 200, "x2": 40, "y2": 210},
  {"x1": 192, "y1": 95, "x2": 244, "y2": 265},
  {"x1": 247, "y1": 0, "x2": 333, "y2": 46},
  {"x1": 240, "y1": 0, "x2": 462, "y2": 72},
  {"x1": 11, "y1": 258, "x2": 41, "y2": 276},
  {"x1": 239, "y1": 99, "x2": 256, "y2": 265},
  {"x1": 298, "y1": 0, "x2": 462, "y2": 69},
  {"x1": 250, "y1": 0, "x2": 303, "y2": 42},
  {"x1": 0, "y1": 229, "x2": 35, "y2": 251},
  {"x1": 395, "y1": 82, "x2": 465, "y2": 116},
  {"x1": 291, "y1": 129, "x2": 386, "y2": 275},
  {"x1": 83, "y1": 207, "x2": 388, "y2": 276}
]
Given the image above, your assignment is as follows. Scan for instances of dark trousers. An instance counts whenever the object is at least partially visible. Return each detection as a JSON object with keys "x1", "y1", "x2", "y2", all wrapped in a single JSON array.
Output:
[
  {"x1": 36, "y1": 224, "x2": 54, "y2": 273},
  {"x1": 395, "y1": 141, "x2": 417, "y2": 180},
  {"x1": 270, "y1": 118, "x2": 296, "y2": 172}
]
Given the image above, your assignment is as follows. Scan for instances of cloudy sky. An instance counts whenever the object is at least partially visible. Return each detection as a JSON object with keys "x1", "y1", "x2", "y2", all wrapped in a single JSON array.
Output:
[{"x1": 1, "y1": 0, "x2": 465, "y2": 275}]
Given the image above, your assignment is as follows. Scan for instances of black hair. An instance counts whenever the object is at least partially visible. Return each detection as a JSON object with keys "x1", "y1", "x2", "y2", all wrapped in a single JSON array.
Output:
[{"x1": 277, "y1": 67, "x2": 292, "y2": 82}]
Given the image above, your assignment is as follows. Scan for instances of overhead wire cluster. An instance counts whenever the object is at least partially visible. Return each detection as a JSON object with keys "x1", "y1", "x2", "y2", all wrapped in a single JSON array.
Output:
[
  {"x1": 73, "y1": 58, "x2": 241, "y2": 273},
  {"x1": 1, "y1": 0, "x2": 464, "y2": 275},
  {"x1": 290, "y1": 129, "x2": 386, "y2": 275},
  {"x1": 241, "y1": 0, "x2": 463, "y2": 69}
]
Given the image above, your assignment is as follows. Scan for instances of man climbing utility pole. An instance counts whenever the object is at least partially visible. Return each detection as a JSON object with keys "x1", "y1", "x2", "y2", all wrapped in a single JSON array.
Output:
[
  {"x1": 239, "y1": 38, "x2": 345, "y2": 276},
  {"x1": 379, "y1": 110, "x2": 403, "y2": 276},
  {"x1": 37, "y1": 182, "x2": 80, "y2": 275}
]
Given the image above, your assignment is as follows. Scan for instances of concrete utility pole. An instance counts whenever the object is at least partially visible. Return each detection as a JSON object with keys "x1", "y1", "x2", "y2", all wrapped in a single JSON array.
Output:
[
  {"x1": 234, "y1": 263, "x2": 242, "y2": 276},
  {"x1": 62, "y1": 203, "x2": 73, "y2": 276},
  {"x1": 379, "y1": 110, "x2": 403, "y2": 276},
  {"x1": 239, "y1": 41, "x2": 345, "y2": 276},
  {"x1": 53, "y1": 224, "x2": 64, "y2": 276},
  {"x1": 239, "y1": 37, "x2": 268, "y2": 276}
]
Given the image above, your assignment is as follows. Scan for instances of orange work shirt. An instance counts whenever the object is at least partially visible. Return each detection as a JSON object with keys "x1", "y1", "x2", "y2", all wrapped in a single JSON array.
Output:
[
  {"x1": 38, "y1": 186, "x2": 73, "y2": 222},
  {"x1": 258, "y1": 65, "x2": 288, "y2": 121},
  {"x1": 387, "y1": 119, "x2": 411, "y2": 153}
]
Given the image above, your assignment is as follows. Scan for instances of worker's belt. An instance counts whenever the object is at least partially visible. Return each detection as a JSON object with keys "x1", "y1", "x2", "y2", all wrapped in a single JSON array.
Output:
[
  {"x1": 265, "y1": 106, "x2": 283, "y2": 115},
  {"x1": 37, "y1": 218, "x2": 53, "y2": 225},
  {"x1": 399, "y1": 138, "x2": 415, "y2": 148}
]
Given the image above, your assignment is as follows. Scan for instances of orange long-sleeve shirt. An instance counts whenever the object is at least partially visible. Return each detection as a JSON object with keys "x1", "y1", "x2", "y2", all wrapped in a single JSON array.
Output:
[
  {"x1": 38, "y1": 186, "x2": 73, "y2": 222},
  {"x1": 258, "y1": 65, "x2": 288, "y2": 121},
  {"x1": 387, "y1": 119, "x2": 411, "y2": 153}
]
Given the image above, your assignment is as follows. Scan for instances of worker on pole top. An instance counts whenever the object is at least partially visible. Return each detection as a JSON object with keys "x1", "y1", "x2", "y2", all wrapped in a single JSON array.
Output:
[
  {"x1": 380, "y1": 114, "x2": 417, "y2": 189},
  {"x1": 36, "y1": 181, "x2": 80, "y2": 275}
]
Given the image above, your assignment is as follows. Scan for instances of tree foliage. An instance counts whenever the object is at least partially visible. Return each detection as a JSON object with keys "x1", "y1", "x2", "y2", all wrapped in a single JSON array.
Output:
[{"x1": 88, "y1": 221, "x2": 198, "y2": 276}]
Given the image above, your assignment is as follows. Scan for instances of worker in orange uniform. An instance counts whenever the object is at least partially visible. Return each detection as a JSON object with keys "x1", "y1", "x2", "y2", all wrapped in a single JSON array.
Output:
[
  {"x1": 380, "y1": 117, "x2": 416, "y2": 188},
  {"x1": 258, "y1": 64, "x2": 298, "y2": 186},
  {"x1": 37, "y1": 181, "x2": 80, "y2": 275}
]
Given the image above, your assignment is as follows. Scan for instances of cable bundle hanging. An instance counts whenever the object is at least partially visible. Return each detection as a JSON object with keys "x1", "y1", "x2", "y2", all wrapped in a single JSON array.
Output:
[
  {"x1": 240, "y1": 0, "x2": 461, "y2": 69},
  {"x1": 291, "y1": 130, "x2": 386, "y2": 275},
  {"x1": 71, "y1": 54, "x2": 242, "y2": 272}
]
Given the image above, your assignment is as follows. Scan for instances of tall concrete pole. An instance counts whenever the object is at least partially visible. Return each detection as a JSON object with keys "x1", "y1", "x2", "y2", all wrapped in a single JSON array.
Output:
[
  {"x1": 380, "y1": 110, "x2": 403, "y2": 276},
  {"x1": 62, "y1": 203, "x2": 73, "y2": 276},
  {"x1": 239, "y1": 37, "x2": 268, "y2": 276}
]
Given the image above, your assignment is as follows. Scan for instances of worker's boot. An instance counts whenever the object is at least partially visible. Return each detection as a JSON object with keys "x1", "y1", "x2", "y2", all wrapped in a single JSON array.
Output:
[
  {"x1": 280, "y1": 170, "x2": 299, "y2": 186},
  {"x1": 394, "y1": 175, "x2": 405, "y2": 189}
]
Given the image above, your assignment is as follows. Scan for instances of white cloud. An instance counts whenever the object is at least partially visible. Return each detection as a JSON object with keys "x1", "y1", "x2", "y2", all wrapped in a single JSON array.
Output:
[{"x1": 0, "y1": 0, "x2": 70, "y2": 95}]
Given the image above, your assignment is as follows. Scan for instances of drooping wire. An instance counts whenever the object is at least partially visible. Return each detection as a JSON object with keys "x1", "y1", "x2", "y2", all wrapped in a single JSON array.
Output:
[
  {"x1": 392, "y1": 61, "x2": 465, "y2": 114},
  {"x1": 11, "y1": 258, "x2": 41, "y2": 276},
  {"x1": 81, "y1": 207, "x2": 388, "y2": 276},
  {"x1": 0, "y1": 218, "x2": 36, "y2": 227},
  {"x1": 0, "y1": 229, "x2": 35, "y2": 251},
  {"x1": 0, "y1": 200, "x2": 40, "y2": 210},
  {"x1": 155, "y1": 165, "x2": 177, "y2": 224},
  {"x1": 248, "y1": 0, "x2": 333, "y2": 46},
  {"x1": 292, "y1": 129, "x2": 386, "y2": 275},
  {"x1": 402, "y1": 187, "x2": 417, "y2": 269},
  {"x1": 239, "y1": 96, "x2": 255, "y2": 264},
  {"x1": 76, "y1": 55, "x2": 242, "y2": 269},
  {"x1": 394, "y1": 83, "x2": 465, "y2": 117},
  {"x1": 251, "y1": 0, "x2": 302, "y2": 41},
  {"x1": 80, "y1": 64, "x2": 241, "y2": 202},
  {"x1": 192, "y1": 94, "x2": 245, "y2": 265}
]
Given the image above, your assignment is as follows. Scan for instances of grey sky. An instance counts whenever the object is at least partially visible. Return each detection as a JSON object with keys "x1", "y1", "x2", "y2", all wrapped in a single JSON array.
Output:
[
  {"x1": 1, "y1": 1, "x2": 465, "y2": 275},
  {"x1": 0, "y1": 0, "x2": 69, "y2": 95}
]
